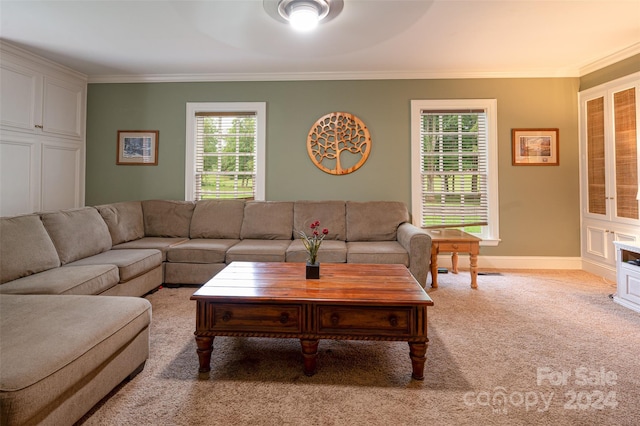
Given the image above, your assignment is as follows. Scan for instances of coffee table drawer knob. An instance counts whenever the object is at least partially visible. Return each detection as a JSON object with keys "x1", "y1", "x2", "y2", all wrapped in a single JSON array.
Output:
[
  {"x1": 280, "y1": 313, "x2": 290, "y2": 324},
  {"x1": 389, "y1": 315, "x2": 398, "y2": 327},
  {"x1": 222, "y1": 312, "x2": 232, "y2": 322},
  {"x1": 331, "y1": 314, "x2": 340, "y2": 325}
]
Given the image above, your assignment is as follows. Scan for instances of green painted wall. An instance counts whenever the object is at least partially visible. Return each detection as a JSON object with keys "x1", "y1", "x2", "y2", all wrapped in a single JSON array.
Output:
[
  {"x1": 579, "y1": 54, "x2": 640, "y2": 91},
  {"x1": 86, "y1": 77, "x2": 581, "y2": 257}
]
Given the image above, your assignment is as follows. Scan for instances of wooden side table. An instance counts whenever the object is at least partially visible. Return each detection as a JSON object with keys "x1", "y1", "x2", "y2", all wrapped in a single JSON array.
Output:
[{"x1": 424, "y1": 229, "x2": 481, "y2": 289}]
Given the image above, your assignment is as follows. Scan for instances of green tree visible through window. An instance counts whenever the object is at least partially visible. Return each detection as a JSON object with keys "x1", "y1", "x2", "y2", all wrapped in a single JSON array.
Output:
[
  {"x1": 420, "y1": 110, "x2": 487, "y2": 231},
  {"x1": 196, "y1": 113, "x2": 256, "y2": 200}
]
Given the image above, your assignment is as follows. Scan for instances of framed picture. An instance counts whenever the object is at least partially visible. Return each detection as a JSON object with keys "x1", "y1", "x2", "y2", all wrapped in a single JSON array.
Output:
[
  {"x1": 116, "y1": 130, "x2": 159, "y2": 165},
  {"x1": 512, "y1": 128, "x2": 559, "y2": 166}
]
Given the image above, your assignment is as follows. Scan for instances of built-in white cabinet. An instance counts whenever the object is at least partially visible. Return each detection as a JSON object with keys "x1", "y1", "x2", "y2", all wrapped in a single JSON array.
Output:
[
  {"x1": 0, "y1": 41, "x2": 86, "y2": 216},
  {"x1": 579, "y1": 72, "x2": 640, "y2": 280}
]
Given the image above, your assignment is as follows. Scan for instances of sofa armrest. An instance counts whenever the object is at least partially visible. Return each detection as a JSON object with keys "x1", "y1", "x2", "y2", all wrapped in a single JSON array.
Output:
[{"x1": 396, "y1": 223, "x2": 431, "y2": 288}]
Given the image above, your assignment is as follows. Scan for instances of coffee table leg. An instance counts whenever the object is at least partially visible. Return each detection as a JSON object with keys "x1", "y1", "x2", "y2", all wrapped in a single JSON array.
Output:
[
  {"x1": 300, "y1": 339, "x2": 319, "y2": 376},
  {"x1": 408, "y1": 341, "x2": 427, "y2": 380},
  {"x1": 195, "y1": 336, "x2": 214, "y2": 373}
]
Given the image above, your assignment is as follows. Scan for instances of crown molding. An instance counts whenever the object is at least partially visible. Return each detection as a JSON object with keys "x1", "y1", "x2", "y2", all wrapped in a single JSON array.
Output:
[
  {"x1": 579, "y1": 42, "x2": 640, "y2": 77},
  {"x1": 85, "y1": 45, "x2": 639, "y2": 84},
  {"x1": 0, "y1": 40, "x2": 88, "y2": 82},
  {"x1": 87, "y1": 68, "x2": 583, "y2": 84}
]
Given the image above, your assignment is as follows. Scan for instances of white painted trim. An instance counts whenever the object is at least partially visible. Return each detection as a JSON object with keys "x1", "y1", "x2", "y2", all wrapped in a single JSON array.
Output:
[
  {"x1": 410, "y1": 99, "x2": 499, "y2": 244},
  {"x1": 579, "y1": 42, "x2": 640, "y2": 77},
  {"x1": 613, "y1": 296, "x2": 640, "y2": 314},
  {"x1": 184, "y1": 102, "x2": 266, "y2": 201},
  {"x1": 84, "y1": 42, "x2": 640, "y2": 84},
  {"x1": 581, "y1": 258, "x2": 617, "y2": 282},
  {"x1": 0, "y1": 41, "x2": 88, "y2": 82},
  {"x1": 88, "y1": 69, "x2": 584, "y2": 84}
]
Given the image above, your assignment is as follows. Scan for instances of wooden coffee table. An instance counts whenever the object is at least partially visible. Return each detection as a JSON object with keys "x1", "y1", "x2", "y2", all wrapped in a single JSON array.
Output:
[{"x1": 191, "y1": 262, "x2": 434, "y2": 380}]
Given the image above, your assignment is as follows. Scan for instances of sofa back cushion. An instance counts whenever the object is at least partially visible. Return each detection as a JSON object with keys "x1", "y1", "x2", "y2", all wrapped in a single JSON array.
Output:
[
  {"x1": 346, "y1": 201, "x2": 410, "y2": 241},
  {"x1": 40, "y1": 207, "x2": 113, "y2": 265},
  {"x1": 142, "y1": 200, "x2": 195, "y2": 237},
  {"x1": 293, "y1": 200, "x2": 346, "y2": 240},
  {"x1": 190, "y1": 199, "x2": 245, "y2": 239},
  {"x1": 95, "y1": 201, "x2": 145, "y2": 245},
  {"x1": 240, "y1": 201, "x2": 294, "y2": 240},
  {"x1": 0, "y1": 215, "x2": 61, "y2": 284}
]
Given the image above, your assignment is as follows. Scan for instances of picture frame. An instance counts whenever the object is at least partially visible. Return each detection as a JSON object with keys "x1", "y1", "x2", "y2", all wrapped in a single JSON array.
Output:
[
  {"x1": 116, "y1": 130, "x2": 159, "y2": 165},
  {"x1": 512, "y1": 128, "x2": 559, "y2": 166}
]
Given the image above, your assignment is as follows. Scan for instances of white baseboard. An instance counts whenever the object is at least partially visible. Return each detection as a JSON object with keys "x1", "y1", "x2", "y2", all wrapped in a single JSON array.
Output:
[
  {"x1": 436, "y1": 255, "x2": 584, "y2": 271},
  {"x1": 581, "y1": 258, "x2": 616, "y2": 282}
]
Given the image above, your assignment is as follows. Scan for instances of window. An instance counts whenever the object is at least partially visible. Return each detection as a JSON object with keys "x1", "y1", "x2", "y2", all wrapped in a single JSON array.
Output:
[
  {"x1": 185, "y1": 102, "x2": 266, "y2": 201},
  {"x1": 411, "y1": 99, "x2": 499, "y2": 245}
]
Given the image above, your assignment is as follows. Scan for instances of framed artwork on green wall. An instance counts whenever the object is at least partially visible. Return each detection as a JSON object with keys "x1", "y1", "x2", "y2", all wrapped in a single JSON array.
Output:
[
  {"x1": 512, "y1": 128, "x2": 559, "y2": 166},
  {"x1": 117, "y1": 130, "x2": 159, "y2": 165}
]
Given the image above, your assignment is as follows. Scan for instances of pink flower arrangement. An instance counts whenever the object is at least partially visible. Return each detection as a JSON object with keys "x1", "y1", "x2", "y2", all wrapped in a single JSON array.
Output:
[{"x1": 297, "y1": 220, "x2": 329, "y2": 265}]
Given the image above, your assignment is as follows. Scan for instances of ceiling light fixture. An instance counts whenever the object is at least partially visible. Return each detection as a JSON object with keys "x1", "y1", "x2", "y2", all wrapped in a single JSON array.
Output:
[{"x1": 278, "y1": 0, "x2": 331, "y2": 32}]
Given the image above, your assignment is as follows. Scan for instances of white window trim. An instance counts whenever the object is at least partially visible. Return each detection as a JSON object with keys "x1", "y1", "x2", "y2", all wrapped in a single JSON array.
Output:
[
  {"x1": 185, "y1": 102, "x2": 266, "y2": 201},
  {"x1": 410, "y1": 99, "x2": 500, "y2": 246}
]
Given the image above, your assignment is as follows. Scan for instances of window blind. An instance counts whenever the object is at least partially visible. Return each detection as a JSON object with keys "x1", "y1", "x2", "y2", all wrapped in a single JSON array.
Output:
[
  {"x1": 194, "y1": 111, "x2": 257, "y2": 200},
  {"x1": 419, "y1": 109, "x2": 489, "y2": 228}
]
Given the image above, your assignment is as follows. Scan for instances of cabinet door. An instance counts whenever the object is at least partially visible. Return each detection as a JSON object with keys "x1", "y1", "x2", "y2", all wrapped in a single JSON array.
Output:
[
  {"x1": 42, "y1": 76, "x2": 85, "y2": 139},
  {"x1": 0, "y1": 136, "x2": 40, "y2": 215},
  {"x1": 41, "y1": 142, "x2": 82, "y2": 211},
  {"x1": 611, "y1": 86, "x2": 639, "y2": 223},
  {"x1": 583, "y1": 94, "x2": 607, "y2": 218},
  {"x1": 581, "y1": 79, "x2": 639, "y2": 226},
  {"x1": 0, "y1": 62, "x2": 41, "y2": 133}
]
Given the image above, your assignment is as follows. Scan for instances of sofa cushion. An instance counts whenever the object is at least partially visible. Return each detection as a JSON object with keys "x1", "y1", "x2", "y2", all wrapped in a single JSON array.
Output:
[
  {"x1": 142, "y1": 200, "x2": 195, "y2": 237},
  {"x1": 240, "y1": 201, "x2": 294, "y2": 240},
  {"x1": 0, "y1": 214, "x2": 60, "y2": 284},
  {"x1": 66, "y1": 249, "x2": 162, "y2": 283},
  {"x1": 40, "y1": 207, "x2": 113, "y2": 265},
  {"x1": 286, "y1": 239, "x2": 347, "y2": 263},
  {"x1": 226, "y1": 240, "x2": 292, "y2": 262},
  {"x1": 95, "y1": 201, "x2": 145, "y2": 245},
  {"x1": 190, "y1": 199, "x2": 245, "y2": 239},
  {"x1": 293, "y1": 200, "x2": 346, "y2": 240},
  {"x1": 346, "y1": 241, "x2": 409, "y2": 266},
  {"x1": 113, "y1": 237, "x2": 189, "y2": 261},
  {"x1": 0, "y1": 264, "x2": 119, "y2": 295},
  {"x1": 167, "y1": 239, "x2": 240, "y2": 264},
  {"x1": 346, "y1": 201, "x2": 410, "y2": 241},
  {"x1": 0, "y1": 294, "x2": 151, "y2": 426}
]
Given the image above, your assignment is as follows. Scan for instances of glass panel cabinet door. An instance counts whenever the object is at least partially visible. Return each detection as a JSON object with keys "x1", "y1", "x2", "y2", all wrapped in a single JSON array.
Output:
[
  {"x1": 586, "y1": 96, "x2": 606, "y2": 216},
  {"x1": 613, "y1": 87, "x2": 639, "y2": 221}
]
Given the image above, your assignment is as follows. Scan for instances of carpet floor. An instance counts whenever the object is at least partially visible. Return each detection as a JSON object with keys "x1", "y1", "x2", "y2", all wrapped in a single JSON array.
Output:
[{"x1": 78, "y1": 269, "x2": 640, "y2": 425}]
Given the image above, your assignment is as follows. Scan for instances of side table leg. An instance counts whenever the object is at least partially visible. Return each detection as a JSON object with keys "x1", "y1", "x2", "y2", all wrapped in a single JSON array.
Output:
[
  {"x1": 195, "y1": 336, "x2": 214, "y2": 373},
  {"x1": 451, "y1": 252, "x2": 459, "y2": 274},
  {"x1": 430, "y1": 244, "x2": 439, "y2": 288},
  {"x1": 408, "y1": 341, "x2": 427, "y2": 380},
  {"x1": 470, "y1": 252, "x2": 478, "y2": 289},
  {"x1": 301, "y1": 339, "x2": 319, "y2": 376}
]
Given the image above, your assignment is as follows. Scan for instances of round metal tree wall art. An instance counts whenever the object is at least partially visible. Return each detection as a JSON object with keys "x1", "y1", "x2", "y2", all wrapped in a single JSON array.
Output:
[{"x1": 307, "y1": 112, "x2": 371, "y2": 175}]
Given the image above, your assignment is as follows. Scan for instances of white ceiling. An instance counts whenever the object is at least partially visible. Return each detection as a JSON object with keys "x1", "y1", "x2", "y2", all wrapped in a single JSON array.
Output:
[{"x1": 1, "y1": 0, "x2": 639, "y2": 83}]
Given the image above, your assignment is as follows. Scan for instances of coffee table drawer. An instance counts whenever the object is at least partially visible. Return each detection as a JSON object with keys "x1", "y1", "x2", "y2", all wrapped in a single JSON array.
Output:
[
  {"x1": 317, "y1": 306, "x2": 412, "y2": 336},
  {"x1": 211, "y1": 304, "x2": 302, "y2": 333}
]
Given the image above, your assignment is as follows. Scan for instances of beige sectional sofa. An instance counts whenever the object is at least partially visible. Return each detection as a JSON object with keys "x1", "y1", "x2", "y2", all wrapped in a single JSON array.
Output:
[
  {"x1": 95, "y1": 199, "x2": 431, "y2": 288},
  {"x1": 0, "y1": 199, "x2": 430, "y2": 425}
]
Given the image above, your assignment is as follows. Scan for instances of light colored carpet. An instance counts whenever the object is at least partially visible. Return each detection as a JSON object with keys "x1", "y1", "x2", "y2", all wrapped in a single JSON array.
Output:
[{"x1": 78, "y1": 269, "x2": 640, "y2": 425}]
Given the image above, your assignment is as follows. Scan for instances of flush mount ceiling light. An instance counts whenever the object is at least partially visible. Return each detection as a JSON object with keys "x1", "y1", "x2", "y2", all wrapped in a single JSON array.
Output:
[
  {"x1": 265, "y1": 0, "x2": 343, "y2": 32},
  {"x1": 278, "y1": 0, "x2": 329, "y2": 31}
]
